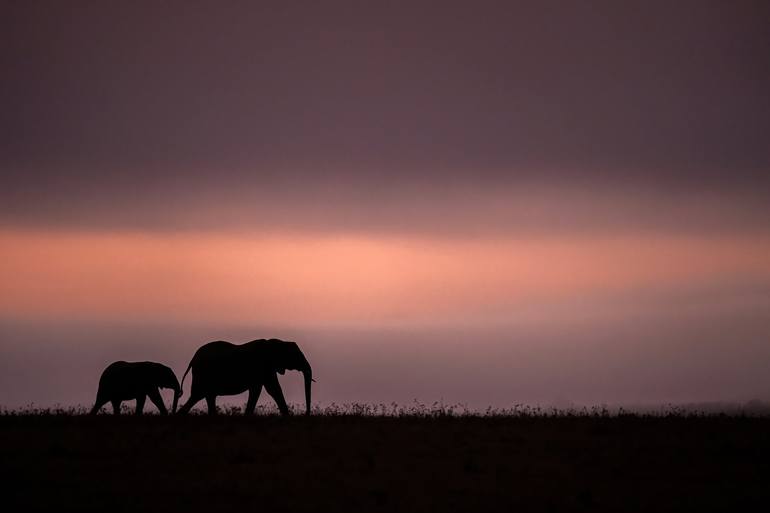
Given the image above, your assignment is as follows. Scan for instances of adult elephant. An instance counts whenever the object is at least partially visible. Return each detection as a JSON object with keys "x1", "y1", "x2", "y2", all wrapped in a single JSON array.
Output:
[
  {"x1": 177, "y1": 339, "x2": 314, "y2": 416},
  {"x1": 90, "y1": 361, "x2": 181, "y2": 415}
]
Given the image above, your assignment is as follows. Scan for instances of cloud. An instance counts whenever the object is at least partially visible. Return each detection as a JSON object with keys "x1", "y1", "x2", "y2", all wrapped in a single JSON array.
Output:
[{"x1": 3, "y1": 1, "x2": 769, "y2": 192}]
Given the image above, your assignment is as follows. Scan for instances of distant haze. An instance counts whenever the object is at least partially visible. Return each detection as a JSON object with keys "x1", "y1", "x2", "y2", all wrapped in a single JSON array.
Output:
[{"x1": 1, "y1": 1, "x2": 769, "y2": 409}]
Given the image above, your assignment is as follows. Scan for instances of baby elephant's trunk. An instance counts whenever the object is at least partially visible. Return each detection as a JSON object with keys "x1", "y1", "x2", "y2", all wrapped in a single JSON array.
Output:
[{"x1": 171, "y1": 388, "x2": 180, "y2": 414}]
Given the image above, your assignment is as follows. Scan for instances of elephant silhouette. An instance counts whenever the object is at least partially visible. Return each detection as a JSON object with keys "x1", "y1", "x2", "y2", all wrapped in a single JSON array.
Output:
[
  {"x1": 90, "y1": 361, "x2": 181, "y2": 415},
  {"x1": 177, "y1": 339, "x2": 314, "y2": 415}
]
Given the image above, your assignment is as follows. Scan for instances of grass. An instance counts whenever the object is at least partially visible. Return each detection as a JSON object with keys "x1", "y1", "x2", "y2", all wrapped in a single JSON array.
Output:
[{"x1": 2, "y1": 405, "x2": 770, "y2": 512}]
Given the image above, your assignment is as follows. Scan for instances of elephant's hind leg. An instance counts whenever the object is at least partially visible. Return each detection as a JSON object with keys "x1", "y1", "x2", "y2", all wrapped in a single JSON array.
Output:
[
  {"x1": 90, "y1": 395, "x2": 109, "y2": 415},
  {"x1": 205, "y1": 395, "x2": 218, "y2": 415},
  {"x1": 111, "y1": 400, "x2": 122, "y2": 415},
  {"x1": 177, "y1": 393, "x2": 204, "y2": 415}
]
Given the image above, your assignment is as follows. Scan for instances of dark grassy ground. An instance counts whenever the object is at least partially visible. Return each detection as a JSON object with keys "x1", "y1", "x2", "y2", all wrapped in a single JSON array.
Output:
[{"x1": 1, "y1": 410, "x2": 769, "y2": 512}]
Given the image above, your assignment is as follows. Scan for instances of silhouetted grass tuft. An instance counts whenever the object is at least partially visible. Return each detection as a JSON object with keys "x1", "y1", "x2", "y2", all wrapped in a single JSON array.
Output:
[{"x1": 2, "y1": 400, "x2": 769, "y2": 417}]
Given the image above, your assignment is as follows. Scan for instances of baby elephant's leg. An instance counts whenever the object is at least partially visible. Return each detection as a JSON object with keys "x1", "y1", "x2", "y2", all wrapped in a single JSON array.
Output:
[
  {"x1": 135, "y1": 395, "x2": 146, "y2": 415},
  {"x1": 147, "y1": 388, "x2": 168, "y2": 415}
]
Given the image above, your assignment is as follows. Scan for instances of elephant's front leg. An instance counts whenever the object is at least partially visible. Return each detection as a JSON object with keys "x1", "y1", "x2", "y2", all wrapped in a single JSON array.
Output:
[
  {"x1": 264, "y1": 375, "x2": 290, "y2": 416},
  {"x1": 135, "y1": 395, "x2": 146, "y2": 415},
  {"x1": 111, "y1": 399, "x2": 122, "y2": 415},
  {"x1": 147, "y1": 388, "x2": 168, "y2": 415},
  {"x1": 245, "y1": 385, "x2": 263, "y2": 415}
]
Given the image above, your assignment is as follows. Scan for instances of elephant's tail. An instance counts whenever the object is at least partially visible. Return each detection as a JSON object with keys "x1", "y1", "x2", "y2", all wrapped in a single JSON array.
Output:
[{"x1": 180, "y1": 360, "x2": 193, "y2": 396}]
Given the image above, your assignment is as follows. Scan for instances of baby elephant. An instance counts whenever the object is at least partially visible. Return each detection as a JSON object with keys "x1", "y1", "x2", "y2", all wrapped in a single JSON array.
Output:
[{"x1": 90, "y1": 361, "x2": 181, "y2": 415}]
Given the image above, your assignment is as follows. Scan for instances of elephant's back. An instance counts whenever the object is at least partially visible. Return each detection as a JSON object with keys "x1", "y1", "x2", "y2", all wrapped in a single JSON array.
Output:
[
  {"x1": 97, "y1": 361, "x2": 149, "y2": 399},
  {"x1": 98, "y1": 361, "x2": 135, "y2": 389},
  {"x1": 189, "y1": 341, "x2": 251, "y2": 393},
  {"x1": 190, "y1": 341, "x2": 242, "y2": 372},
  {"x1": 103, "y1": 360, "x2": 152, "y2": 377},
  {"x1": 100, "y1": 361, "x2": 130, "y2": 379},
  {"x1": 192, "y1": 341, "x2": 238, "y2": 361}
]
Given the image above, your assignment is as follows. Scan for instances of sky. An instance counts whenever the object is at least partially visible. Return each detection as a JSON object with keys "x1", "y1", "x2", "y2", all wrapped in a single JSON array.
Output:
[{"x1": 1, "y1": 1, "x2": 769, "y2": 410}]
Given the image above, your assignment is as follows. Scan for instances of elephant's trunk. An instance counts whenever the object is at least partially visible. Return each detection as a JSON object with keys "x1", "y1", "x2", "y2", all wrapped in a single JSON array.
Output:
[
  {"x1": 172, "y1": 387, "x2": 180, "y2": 414},
  {"x1": 170, "y1": 378, "x2": 181, "y2": 414},
  {"x1": 301, "y1": 363, "x2": 313, "y2": 416}
]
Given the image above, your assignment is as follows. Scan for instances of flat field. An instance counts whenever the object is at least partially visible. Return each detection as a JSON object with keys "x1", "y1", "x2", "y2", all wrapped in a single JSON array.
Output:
[{"x1": 1, "y1": 411, "x2": 769, "y2": 512}]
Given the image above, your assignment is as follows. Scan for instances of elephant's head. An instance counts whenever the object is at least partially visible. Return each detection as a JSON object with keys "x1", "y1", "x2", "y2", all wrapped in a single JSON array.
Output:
[
  {"x1": 151, "y1": 363, "x2": 181, "y2": 414},
  {"x1": 269, "y1": 340, "x2": 314, "y2": 415}
]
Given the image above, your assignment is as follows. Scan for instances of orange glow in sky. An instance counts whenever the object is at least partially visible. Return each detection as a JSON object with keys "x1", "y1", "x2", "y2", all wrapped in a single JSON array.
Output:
[{"x1": 3, "y1": 229, "x2": 769, "y2": 326}]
